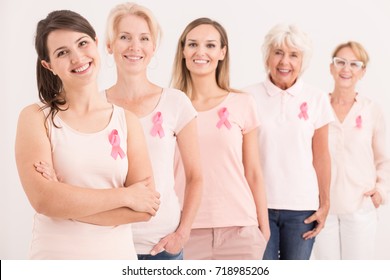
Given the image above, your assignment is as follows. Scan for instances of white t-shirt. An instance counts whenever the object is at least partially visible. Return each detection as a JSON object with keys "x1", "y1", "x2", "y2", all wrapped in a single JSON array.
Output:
[
  {"x1": 243, "y1": 78, "x2": 334, "y2": 211},
  {"x1": 131, "y1": 88, "x2": 197, "y2": 254}
]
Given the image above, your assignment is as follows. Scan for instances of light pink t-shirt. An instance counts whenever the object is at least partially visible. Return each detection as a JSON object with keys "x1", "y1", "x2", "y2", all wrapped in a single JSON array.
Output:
[
  {"x1": 175, "y1": 92, "x2": 260, "y2": 228},
  {"x1": 30, "y1": 104, "x2": 136, "y2": 259},
  {"x1": 329, "y1": 94, "x2": 390, "y2": 214},
  {"x1": 243, "y1": 78, "x2": 334, "y2": 211},
  {"x1": 131, "y1": 88, "x2": 197, "y2": 254}
]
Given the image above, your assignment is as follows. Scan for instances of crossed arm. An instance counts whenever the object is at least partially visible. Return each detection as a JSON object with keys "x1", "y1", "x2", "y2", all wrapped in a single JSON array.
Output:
[{"x1": 15, "y1": 104, "x2": 160, "y2": 226}]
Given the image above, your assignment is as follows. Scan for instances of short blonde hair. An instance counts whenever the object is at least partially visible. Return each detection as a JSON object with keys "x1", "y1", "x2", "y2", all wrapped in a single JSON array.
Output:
[
  {"x1": 262, "y1": 23, "x2": 312, "y2": 75},
  {"x1": 332, "y1": 41, "x2": 369, "y2": 67},
  {"x1": 105, "y1": 2, "x2": 161, "y2": 48}
]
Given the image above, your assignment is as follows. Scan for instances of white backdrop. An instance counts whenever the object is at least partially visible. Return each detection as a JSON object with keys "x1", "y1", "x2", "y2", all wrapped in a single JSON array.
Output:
[{"x1": 1, "y1": 0, "x2": 389, "y2": 259}]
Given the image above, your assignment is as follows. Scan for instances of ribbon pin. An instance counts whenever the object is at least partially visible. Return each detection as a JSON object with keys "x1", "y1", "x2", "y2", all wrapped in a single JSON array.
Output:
[
  {"x1": 298, "y1": 102, "x2": 309, "y2": 120},
  {"x1": 216, "y1": 107, "x2": 232, "y2": 129},
  {"x1": 108, "y1": 129, "x2": 125, "y2": 160},
  {"x1": 151, "y1": 112, "x2": 165, "y2": 138},
  {"x1": 356, "y1": 115, "x2": 362, "y2": 128}
]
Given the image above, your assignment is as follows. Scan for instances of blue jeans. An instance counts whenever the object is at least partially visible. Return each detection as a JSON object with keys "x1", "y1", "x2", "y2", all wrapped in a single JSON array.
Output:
[
  {"x1": 263, "y1": 209, "x2": 316, "y2": 260},
  {"x1": 137, "y1": 250, "x2": 183, "y2": 260}
]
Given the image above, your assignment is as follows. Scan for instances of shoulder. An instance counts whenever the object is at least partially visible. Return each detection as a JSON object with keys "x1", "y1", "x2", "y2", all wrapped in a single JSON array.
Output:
[
  {"x1": 300, "y1": 81, "x2": 326, "y2": 96},
  {"x1": 162, "y1": 87, "x2": 193, "y2": 109},
  {"x1": 358, "y1": 95, "x2": 385, "y2": 116},
  {"x1": 18, "y1": 103, "x2": 45, "y2": 122},
  {"x1": 241, "y1": 82, "x2": 264, "y2": 94},
  {"x1": 229, "y1": 91, "x2": 256, "y2": 105},
  {"x1": 163, "y1": 87, "x2": 190, "y2": 101}
]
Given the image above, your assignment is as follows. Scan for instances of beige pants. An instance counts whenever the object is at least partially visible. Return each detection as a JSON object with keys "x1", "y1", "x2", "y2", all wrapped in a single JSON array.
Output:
[{"x1": 184, "y1": 226, "x2": 267, "y2": 260}]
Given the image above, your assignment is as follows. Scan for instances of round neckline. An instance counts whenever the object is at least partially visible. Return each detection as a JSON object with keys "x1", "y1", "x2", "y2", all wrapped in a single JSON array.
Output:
[
  {"x1": 54, "y1": 104, "x2": 116, "y2": 135},
  {"x1": 195, "y1": 92, "x2": 232, "y2": 113},
  {"x1": 139, "y1": 89, "x2": 165, "y2": 119},
  {"x1": 105, "y1": 88, "x2": 165, "y2": 119}
]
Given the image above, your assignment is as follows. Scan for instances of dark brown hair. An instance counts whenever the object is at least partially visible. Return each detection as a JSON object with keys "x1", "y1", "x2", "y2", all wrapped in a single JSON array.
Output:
[{"x1": 35, "y1": 10, "x2": 96, "y2": 125}]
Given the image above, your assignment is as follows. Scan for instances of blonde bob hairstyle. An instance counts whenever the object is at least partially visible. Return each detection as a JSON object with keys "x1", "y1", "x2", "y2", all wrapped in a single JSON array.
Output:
[
  {"x1": 262, "y1": 23, "x2": 312, "y2": 76},
  {"x1": 105, "y1": 2, "x2": 161, "y2": 48},
  {"x1": 331, "y1": 41, "x2": 369, "y2": 67}
]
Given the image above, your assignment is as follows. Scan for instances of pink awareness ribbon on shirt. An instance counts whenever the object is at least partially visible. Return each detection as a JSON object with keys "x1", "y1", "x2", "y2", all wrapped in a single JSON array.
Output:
[
  {"x1": 151, "y1": 112, "x2": 165, "y2": 138},
  {"x1": 108, "y1": 129, "x2": 125, "y2": 160},
  {"x1": 356, "y1": 115, "x2": 362, "y2": 128},
  {"x1": 298, "y1": 102, "x2": 309, "y2": 120},
  {"x1": 216, "y1": 107, "x2": 232, "y2": 129}
]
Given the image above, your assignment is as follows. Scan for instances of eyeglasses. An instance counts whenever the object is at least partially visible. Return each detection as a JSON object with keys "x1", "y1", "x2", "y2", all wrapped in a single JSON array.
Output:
[{"x1": 332, "y1": 57, "x2": 364, "y2": 71}]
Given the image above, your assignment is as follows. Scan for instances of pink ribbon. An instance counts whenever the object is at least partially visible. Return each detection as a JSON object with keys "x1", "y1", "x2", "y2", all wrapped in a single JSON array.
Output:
[
  {"x1": 216, "y1": 107, "x2": 232, "y2": 129},
  {"x1": 298, "y1": 102, "x2": 309, "y2": 120},
  {"x1": 108, "y1": 129, "x2": 125, "y2": 160},
  {"x1": 151, "y1": 112, "x2": 165, "y2": 138},
  {"x1": 356, "y1": 115, "x2": 362, "y2": 128}
]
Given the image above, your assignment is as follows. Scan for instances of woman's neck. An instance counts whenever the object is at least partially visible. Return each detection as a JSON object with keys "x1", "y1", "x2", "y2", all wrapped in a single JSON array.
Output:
[
  {"x1": 111, "y1": 71, "x2": 155, "y2": 98},
  {"x1": 331, "y1": 88, "x2": 357, "y2": 105},
  {"x1": 190, "y1": 74, "x2": 226, "y2": 100},
  {"x1": 61, "y1": 82, "x2": 102, "y2": 112}
]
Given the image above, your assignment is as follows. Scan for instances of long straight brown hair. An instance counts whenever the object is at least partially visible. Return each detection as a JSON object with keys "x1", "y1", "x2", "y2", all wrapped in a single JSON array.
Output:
[{"x1": 171, "y1": 17, "x2": 233, "y2": 98}]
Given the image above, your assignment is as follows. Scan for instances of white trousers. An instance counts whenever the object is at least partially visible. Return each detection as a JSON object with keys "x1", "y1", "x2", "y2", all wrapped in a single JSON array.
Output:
[{"x1": 313, "y1": 201, "x2": 378, "y2": 260}]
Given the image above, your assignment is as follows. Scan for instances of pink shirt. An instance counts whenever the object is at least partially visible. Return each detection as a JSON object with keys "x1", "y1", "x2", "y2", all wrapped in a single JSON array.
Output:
[
  {"x1": 131, "y1": 88, "x2": 197, "y2": 254},
  {"x1": 243, "y1": 78, "x2": 334, "y2": 210},
  {"x1": 175, "y1": 92, "x2": 260, "y2": 228},
  {"x1": 30, "y1": 104, "x2": 136, "y2": 259},
  {"x1": 329, "y1": 94, "x2": 390, "y2": 214}
]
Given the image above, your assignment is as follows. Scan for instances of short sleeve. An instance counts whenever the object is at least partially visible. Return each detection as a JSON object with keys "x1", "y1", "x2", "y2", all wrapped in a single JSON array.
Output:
[
  {"x1": 171, "y1": 89, "x2": 198, "y2": 135},
  {"x1": 242, "y1": 93, "x2": 260, "y2": 134},
  {"x1": 314, "y1": 92, "x2": 334, "y2": 129}
]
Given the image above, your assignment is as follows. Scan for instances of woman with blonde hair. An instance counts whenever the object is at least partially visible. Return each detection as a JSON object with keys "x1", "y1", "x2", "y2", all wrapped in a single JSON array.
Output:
[
  {"x1": 172, "y1": 17, "x2": 269, "y2": 260},
  {"x1": 314, "y1": 41, "x2": 390, "y2": 259},
  {"x1": 104, "y1": 2, "x2": 203, "y2": 260}
]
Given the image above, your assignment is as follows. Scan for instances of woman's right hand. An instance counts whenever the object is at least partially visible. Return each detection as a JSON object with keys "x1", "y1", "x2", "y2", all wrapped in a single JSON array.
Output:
[
  {"x1": 35, "y1": 161, "x2": 160, "y2": 216},
  {"x1": 125, "y1": 177, "x2": 160, "y2": 216}
]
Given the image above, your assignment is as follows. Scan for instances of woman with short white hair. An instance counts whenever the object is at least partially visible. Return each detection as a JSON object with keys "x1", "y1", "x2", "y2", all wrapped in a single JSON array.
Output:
[{"x1": 243, "y1": 23, "x2": 334, "y2": 260}]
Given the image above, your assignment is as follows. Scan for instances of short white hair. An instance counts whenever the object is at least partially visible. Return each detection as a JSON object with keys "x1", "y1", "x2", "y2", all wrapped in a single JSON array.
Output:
[{"x1": 262, "y1": 24, "x2": 312, "y2": 76}]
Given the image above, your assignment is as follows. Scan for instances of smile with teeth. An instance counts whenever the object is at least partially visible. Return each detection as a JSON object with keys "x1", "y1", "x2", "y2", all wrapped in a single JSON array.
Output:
[
  {"x1": 278, "y1": 68, "x2": 291, "y2": 73},
  {"x1": 124, "y1": 55, "x2": 142, "y2": 60},
  {"x1": 72, "y1": 63, "x2": 90, "y2": 73},
  {"x1": 194, "y1": 59, "x2": 209, "y2": 64}
]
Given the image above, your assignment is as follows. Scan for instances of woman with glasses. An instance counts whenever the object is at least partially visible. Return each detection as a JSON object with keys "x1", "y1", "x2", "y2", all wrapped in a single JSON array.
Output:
[
  {"x1": 243, "y1": 24, "x2": 333, "y2": 260},
  {"x1": 313, "y1": 41, "x2": 390, "y2": 259}
]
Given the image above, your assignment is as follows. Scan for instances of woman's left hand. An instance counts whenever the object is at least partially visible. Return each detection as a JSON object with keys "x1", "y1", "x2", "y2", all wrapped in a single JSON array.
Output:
[
  {"x1": 364, "y1": 189, "x2": 382, "y2": 208},
  {"x1": 302, "y1": 204, "x2": 329, "y2": 240},
  {"x1": 34, "y1": 161, "x2": 59, "y2": 182},
  {"x1": 150, "y1": 231, "x2": 188, "y2": 256}
]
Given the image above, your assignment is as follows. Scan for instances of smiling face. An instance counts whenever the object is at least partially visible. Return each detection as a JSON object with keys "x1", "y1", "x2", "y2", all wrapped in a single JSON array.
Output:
[
  {"x1": 41, "y1": 29, "x2": 99, "y2": 89},
  {"x1": 107, "y1": 14, "x2": 155, "y2": 75},
  {"x1": 182, "y1": 24, "x2": 226, "y2": 78},
  {"x1": 330, "y1": 46, "x2": 366, "y2": 90},
  {"x1": 267, "y1": 43, "x2": 303, "y2": 90}
]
